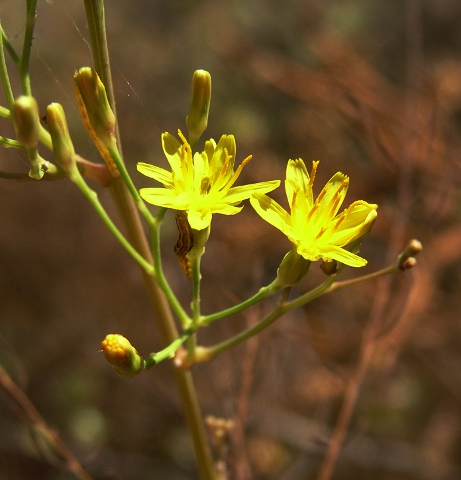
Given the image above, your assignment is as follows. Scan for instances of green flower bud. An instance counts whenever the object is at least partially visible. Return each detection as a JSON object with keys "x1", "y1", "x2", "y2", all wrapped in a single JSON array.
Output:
[
  {"x1": 186, "y1": 69, "x2": 211, "y2": 148},
  {"x1": 101, "y1": 334, "x2": 144, "y2": 378},
  {"x1": 12, "y1": 95, "x2": 41, "y2": 149},
  {"x1": 73, "y1": 67, "x2": 116, "y2": 146},
  {"x1": 73, "y1": 67, "x2": 119, "y2": 176},
  {"x1": 46, "y1": 103, "x2": 76, "y2": 175},
  {"x1": 276, "y1": 248, "x2": 311, "y2": 287},
  {"x1": 12, "y1": 95, "x2": 46, "y2": 179}
]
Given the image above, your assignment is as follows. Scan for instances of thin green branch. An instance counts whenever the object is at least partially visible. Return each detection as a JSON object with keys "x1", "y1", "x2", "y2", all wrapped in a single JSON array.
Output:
[
  {"x1": 82, "y1": 0, "x2": 120, "y2": 147},
  {"x1": 0, "y1": 136, "x2": 24, "y2": 149},
  {"x1": 200, "y1": 262, "x2": 399, "y2": 361},
  {"x1": 200, "y1": 276, "x2": 336, "y2": 360},
  {"x1": 0, "y1": 26, "x2": 15, "y2": 110},
  {"x1": 0, "y1": 105, "x2": 11, "y2": 118},
  {"x1": 71, "y1": 171, "x2": 155, "y2": 275},
  {"x1": 20, "y1": 0, "x2": 38, "y2": 95},
  {"x1": 1, "y1": 26, "x2": 20, "y2": 67},
  {"x1": 326, "y1": 264, "x2": 398, "y2": 294},
  {"x1": 106, "y1": 144, "x2": 156, "y2": 228},
  {"x1": 145, "y1": 328, "x2": 194, "y2": 368},
  {"x1": 199, "y1": 278, "x2": 282, "y2": 326},
  {"x1": 149, "y1": 212, "x2": 191, "y2": 327},
  {"x1": 191, "y1": 256, "x2": 202, "y2": 326}
]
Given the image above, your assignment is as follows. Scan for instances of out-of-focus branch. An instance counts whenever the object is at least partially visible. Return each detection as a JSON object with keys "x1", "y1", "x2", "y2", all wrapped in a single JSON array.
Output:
[{"x1": 0, "y1": 364, "x2": 93, "y2": 480}]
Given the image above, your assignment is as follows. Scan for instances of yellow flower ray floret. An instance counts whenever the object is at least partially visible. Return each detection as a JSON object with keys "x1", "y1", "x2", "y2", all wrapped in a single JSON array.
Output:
[
  {"x1": 138, "y1": 130, "x2": 280, "y2": 230},
  {"x1": 250, "y1": 159, "x2": 378, "y2": 267}
]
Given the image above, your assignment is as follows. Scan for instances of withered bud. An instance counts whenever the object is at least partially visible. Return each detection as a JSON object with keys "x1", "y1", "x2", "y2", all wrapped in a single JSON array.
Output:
[{"x1": 73, "y1": 67, "x2": 116, "y2": 147}]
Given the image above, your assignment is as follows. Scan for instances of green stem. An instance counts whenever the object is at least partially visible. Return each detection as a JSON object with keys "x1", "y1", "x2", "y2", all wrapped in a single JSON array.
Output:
[
  {"x1": 0, "y1": 136, "x2": 24, "y2": 149},
  {"x1": 83, "y1": 2, "x2": 216, "y2": 478},
  {"x1": 200, "y1": 264, "x2": 399, "y2": 360},
  {"x1": 106, "y1": 143, "x2": 156, "y2": 228},
  {"x1": 20, "y1": 0, "x2": 38, "y2": 95},
  {"x1": 0, "y1": 25, "x2": 20, "y2": 67},
  {"x1": 201, "y1": 276, "x2": 337, "y2": 360},
  {"x1": 0, "y1": 26, "x2": 15, "y2": 110},
  {"x1": 200, "y1": 278, "x2": 282, "y2": 326},
  {"x1": 326, "y1": 264, "x2": 398, "y2": 294},
  {"x1": 39, "y1": 125, "x2": 53, "y2": 150},
  {"x1": 191, "y1": 255, "x2": 202, "y2": 326},
  {"x1": 0, "y1": 105, "x2": 11, "y2": 118},
  {"x1": 186, "y1": 255, "x2": 202, "y2": 355},
  {"x1": 71, "y1": 171, "x2": 155, "y2": 275},
  {"x1": 145, "y1": 328, "x2": 194, "y2": 368},
  {"x1": 149, "y1": 211, "x2": 191, "y2": 327}
]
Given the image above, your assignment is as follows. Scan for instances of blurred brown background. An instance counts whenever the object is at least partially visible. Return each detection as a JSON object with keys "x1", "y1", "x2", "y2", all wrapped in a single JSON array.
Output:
[{"x1": 1, "y1": 0, "x2": 460, "y2": 479}]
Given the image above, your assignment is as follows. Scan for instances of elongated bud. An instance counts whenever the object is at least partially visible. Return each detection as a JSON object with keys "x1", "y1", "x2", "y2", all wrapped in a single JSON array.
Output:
[
  {"x1": 101, "y1": 334, "x2": 144, "y2": 378},
  {"x1": 186, "y1": 69, "x2": 211, "y2": 148},
  {"x1": 73, "y1": 67, "x2": 115, "y2": 144},
  {"x1": 12, "y1": 96, "x2": 41, "y2": 149},
  {"x1": 276, "y1": 248, "x2": 311, "y2": 287},
  {"x1": 46, "y1": 103, "x2": 76, "y2": 174},
  {"x1": 73, "y1": 67, "x2": 119, "y2": 176}
]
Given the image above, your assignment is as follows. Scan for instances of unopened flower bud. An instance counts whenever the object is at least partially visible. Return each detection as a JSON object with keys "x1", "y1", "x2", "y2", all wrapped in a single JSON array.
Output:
[
  {"x1": 276, "y1": 248, "x2": 311, "y2": 287},
  {"x1": 46, "y1": 103, "x2": 76, "y2": 174},
  {"x1": 186, "y1": 69, "x2": 211, "y2": 148},
  {"x1": 73, "y1": 67, "x2": 116, "y2": 148},
  {"x1": 12, "y1": 96, "x2": 41, "y2": 149},
  {"x1": 398, "y1": 238, "x2": 423, "y2": 270},
  {"x1": 101, "y1": 334, "x2": 144, "y2": 378},
  {"x1": 73, "y1": 67, "x2": 119, "y2": 176},
  {"x1": 400, "y1": 257, "x2": 417, "y2": 270}
]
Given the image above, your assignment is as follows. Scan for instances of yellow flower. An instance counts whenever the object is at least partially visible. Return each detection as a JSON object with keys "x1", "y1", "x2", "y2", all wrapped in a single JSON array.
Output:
[
  {"x1": 250, "y1": 159, "x2": 378, "y2": 267},
  {"x1": 137, "y1": 131, "x2": 280, "y2": 231}
]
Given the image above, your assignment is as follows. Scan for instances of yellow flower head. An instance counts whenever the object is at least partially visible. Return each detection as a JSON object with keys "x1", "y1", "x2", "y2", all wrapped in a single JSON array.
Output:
[
  {"x1": 250, "y1": 159, "x2": 378, "y2": 267},
  {"x1": 137, "y1": 131, "x2": 280, "y2": 231}
]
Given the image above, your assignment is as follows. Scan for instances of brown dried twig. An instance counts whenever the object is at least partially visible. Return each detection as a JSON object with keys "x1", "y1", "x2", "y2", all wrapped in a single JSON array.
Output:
[{"x1": 0, "y1": 364, "x2": 94, "y2": 480}]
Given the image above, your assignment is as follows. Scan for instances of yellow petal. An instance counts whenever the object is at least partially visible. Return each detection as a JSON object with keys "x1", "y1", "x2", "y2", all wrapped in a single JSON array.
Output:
[{"x1": 137, "y1": 163, "x2": 174, "y2": 187}]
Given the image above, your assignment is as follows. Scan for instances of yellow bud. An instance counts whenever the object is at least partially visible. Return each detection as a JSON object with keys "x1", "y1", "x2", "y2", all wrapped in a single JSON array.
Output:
[
  {"x1": 12, "y1": 96, "x2": 41, "y2": 149},
  {"x1": 46, "y1": 103, "x2": 76, "y2": 174},
  {"x1": 186, "y1": 69, "x2": 211, "y2": 148},
  {"x1": 101, "y1": 334, "x2": 144, "y2": 378},
  {"x1": 276, "y1": 249, "x2": 311, "y2": 287}
]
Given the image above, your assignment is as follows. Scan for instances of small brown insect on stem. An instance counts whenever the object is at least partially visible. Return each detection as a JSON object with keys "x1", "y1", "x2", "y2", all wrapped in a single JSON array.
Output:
[{"x1": 174, "y1": 211, "x2": 194, "y2": 279}]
